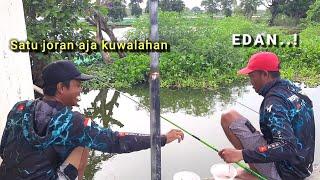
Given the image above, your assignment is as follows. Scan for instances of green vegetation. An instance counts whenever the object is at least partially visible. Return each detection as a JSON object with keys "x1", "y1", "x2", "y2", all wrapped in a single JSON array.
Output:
[
  {"x1": 24, "y1": 0, "x2": 320, "y2": 90},
  {"x1": 79, "y1": 12, "x2": 320, "y2": 89},
  {"x1": 307, "y1": 0, "x2": 320, "y2": 24},
  {"x1": 275, "y1": 24, "x2": 320, "y2": 86},
  {"x1": 23, "y1": 0, "x2": 95, "y2": 61},
  {"x1": 22, "y1": 2, "x2": 319, "y2": 177}
]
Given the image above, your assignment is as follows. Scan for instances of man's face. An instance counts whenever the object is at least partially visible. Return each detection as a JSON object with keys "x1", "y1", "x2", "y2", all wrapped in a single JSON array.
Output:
[
  {"x1": 248, "y1": 71, "x2": 267, "y2": 93},
  {"x1": 58, "y1": 80, "x2": 82, "y2": 106}
]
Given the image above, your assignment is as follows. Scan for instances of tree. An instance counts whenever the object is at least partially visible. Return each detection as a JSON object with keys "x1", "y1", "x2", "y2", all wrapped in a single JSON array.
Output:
[
  {"x1": 220, "y1": 0, "x2": 234, "y2": 17},
  {"x1": 201, "y1": 0, "x2": 220, "y2": 17},
  {"x1": 159, "y1": 0, "x2": 171, "y2": 11},
  {"x1": 23, "y1": 0, "x2": 127, "y2": 87},
  {"x1": 95, "y1": 0, "x2": 112, "y2": 64},
  {"x1": 264, "y1": 0, "x2": 316, "y2": 25},
  {"x1": 159, "y1": 0, "x2": 185, "y2": 12},
  {"x1": 266, "y1": 0, "x2": 281, "y2": 26},
  {"x1": 170, "y1": 0, "x2": 185, "y2": 12},
  {"x1": 201, "y1": 0, "x2": 236, "y2": 17},
  {"x1": 282, "y1": 0, "x2": 315, "y2": 19},
  {"x1": 191, "y1": 6, "x2": 202, "y2": 14},
  {"x1": 145, "y1": 0, "x2": 150, "y2": 13},
  {"x1": 87, "y1": 0, "x2": 126, "y2": 60},
  {"x1": 23, "y1": 0, "x2": 95, "y2": 86},
  {"x1": 129, "y1": 0, "x2": 143, "y2": 17},
  {"x1": 307, "y1": 0, "x2": 320, "y2": 23},
  {"x1": 107, "y1": 0, "x2": 127, "y2": 22},
  {"x1": 239, "y1": 0, "x2": 261, "y2": 18}
]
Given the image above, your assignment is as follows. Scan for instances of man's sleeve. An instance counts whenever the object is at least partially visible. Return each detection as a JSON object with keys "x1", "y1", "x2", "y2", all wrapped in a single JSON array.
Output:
[
  {"x1": 69, "y1": 112, "x2": 167, "y2": 153},
  {"x1": 0, "y1": 103, "x2": 18, "y2": 158},
  {"x1": 242, "y1": 96, "x2": 301, "y2": 163},
  {"x1": 0, "y1": 128, "x2": 8, "y2": 158}
]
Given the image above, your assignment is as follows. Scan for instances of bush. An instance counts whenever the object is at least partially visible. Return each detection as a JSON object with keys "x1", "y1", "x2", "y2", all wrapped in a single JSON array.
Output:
[
  {"x1": 307, "y1": 0, "x2": 320, "y2": 24},
  {"x1": 74, "y1": 53, "x2": 103, "y2": 66},
  {"x1": 125, "y1": 13, "x2": 268, "y2": 88},
  {"x1": 112, "y1": 54, "x2": 150, "y2": 88},
  {"x1": 272, "y1": 14, "x2": 301, "y2": 27},
  {"x1": 81, "y1": 13, "x2": 320, "y2": 89}
]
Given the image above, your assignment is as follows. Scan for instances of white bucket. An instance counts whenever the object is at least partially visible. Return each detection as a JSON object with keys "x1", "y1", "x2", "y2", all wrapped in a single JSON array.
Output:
[
  {"x1": 173, "y1": 171, "x2": 201, "y2": 180},
  {"x1": 210, "y1": 163, "x2": 237, "y2": 180}
]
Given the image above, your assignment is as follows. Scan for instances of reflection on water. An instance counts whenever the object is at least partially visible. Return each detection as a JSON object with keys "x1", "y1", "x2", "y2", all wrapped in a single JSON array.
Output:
[
  {"x1": 84, "y1": 152, "x2": 114, "y2": 180},
  {"x1": 80, "y1": 88, "x2": 122, "y2": 179},
  {"x1": 122, "y1": 85, "x2": 249, "y2": 116},
  {"x1": 84, "y1": 88, "x2": 123, "y2": 128},
  {"x1": 80, "y1": 84, "x2": 320, "y2": 180}
]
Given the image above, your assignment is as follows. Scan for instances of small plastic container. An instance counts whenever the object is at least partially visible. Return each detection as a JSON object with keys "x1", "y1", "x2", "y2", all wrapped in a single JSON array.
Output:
[
  {"x1": 173, "y1": 171, "x2": 201, "y2": 180},
  {"x1": 210, "y1": 163, "x2": 237, "y2": 180}
]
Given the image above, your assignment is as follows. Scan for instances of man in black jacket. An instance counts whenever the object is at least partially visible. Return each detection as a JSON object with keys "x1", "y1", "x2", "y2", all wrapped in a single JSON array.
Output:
[
  {"x1": 0, "y1": 60, "x2": 184, "y2": 180},
  {"x1": 219, "y1": 52, "x2": 315, "y2": 180}
]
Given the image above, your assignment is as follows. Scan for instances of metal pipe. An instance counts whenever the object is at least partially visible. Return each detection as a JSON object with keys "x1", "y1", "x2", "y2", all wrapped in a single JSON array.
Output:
[{"x1": 149, "y1": 0, "x2": 161, "y2": 179}]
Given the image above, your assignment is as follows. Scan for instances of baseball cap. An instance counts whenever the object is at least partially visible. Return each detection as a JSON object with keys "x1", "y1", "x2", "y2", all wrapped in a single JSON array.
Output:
[
  {"x1": 238, "y1": 52, "x2": 280, "y2": 75},
  {"x1": 42, "y1": 60, "x2": 94, "y2": 86}
]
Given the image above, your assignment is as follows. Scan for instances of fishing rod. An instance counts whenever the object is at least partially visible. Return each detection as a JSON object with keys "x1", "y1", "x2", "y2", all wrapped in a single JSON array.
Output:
[{"x1": 104, "y1": 85, "x2": 267, "y2": 180}]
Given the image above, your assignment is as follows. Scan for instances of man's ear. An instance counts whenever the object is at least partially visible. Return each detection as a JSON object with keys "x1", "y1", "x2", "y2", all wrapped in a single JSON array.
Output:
[
  {"x1": 56, "y1": 82, "x2": 64, "y2": 94},
  {"x1": 261, "y1": 70, "x2": 269, "y2": 78}
]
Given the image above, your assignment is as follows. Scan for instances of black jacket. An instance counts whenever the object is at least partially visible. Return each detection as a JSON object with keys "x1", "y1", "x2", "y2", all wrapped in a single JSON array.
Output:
[
  {"x1": 243, "y1": 79, "x2": 315, "y2": 179},
  {"x1": 0, "y1": 99, "x2": 166, "y2": 179}
]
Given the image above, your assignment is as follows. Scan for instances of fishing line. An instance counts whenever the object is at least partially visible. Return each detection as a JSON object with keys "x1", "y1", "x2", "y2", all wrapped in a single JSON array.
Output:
[{"x1": 235, "y1": 101, "x2": 259, "y2": 114}]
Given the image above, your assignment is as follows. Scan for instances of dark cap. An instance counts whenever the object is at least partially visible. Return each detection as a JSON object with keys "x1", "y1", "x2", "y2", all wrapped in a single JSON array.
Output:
[{"x1": 42, "y1": 60, "x2": 94, "y2": 86}]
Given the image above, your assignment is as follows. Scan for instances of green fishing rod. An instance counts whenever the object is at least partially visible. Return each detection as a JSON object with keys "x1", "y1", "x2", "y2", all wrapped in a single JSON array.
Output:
[{"x1": 105, "y1": 85, "x2": 267, "y2": 180}]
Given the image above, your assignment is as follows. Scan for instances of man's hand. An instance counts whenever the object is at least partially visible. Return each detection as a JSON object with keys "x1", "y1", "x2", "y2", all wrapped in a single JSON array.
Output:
[
  {"x1": 218, "y1": 148, "x2": 243, "y2": 163},
  {"x1": 165, "y1": 129, "x2": 184, "y2": 144}
]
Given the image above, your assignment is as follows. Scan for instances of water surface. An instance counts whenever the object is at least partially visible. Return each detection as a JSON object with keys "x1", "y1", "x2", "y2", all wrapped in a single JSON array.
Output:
[{"x1": 77, "y1": 85, "x2": 320, "y2": 180}]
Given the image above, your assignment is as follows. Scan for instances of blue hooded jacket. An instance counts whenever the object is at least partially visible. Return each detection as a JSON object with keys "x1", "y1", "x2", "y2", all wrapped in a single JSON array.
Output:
[
  {"x1": 0, "y1": 99, "x2": 166, "y2": 179},
  {"x1": 243, "y1": 79, "x2": 315, "y2": 179}
]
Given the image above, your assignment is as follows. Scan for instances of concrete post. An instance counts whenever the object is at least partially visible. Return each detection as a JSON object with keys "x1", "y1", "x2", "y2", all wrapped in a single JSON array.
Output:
[{"x1": 0, "y1": 0, "x2": 34, "y2": 165}]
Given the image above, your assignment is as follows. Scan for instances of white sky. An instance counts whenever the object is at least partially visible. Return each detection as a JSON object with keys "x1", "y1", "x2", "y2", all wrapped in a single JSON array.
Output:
[{"x1": 177, "y1": 0, "x2": 203, "y2": 9}]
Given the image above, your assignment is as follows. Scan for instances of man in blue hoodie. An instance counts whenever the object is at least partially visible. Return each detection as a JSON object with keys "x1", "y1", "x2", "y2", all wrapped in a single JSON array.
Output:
[
  {"x1": 0, "y1": 60, "x2": 184, "y2": 180},
  {"x1": 219, "y1": 52, "x2": 315, "y2": 180}
]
